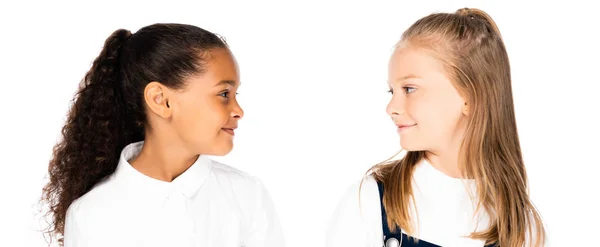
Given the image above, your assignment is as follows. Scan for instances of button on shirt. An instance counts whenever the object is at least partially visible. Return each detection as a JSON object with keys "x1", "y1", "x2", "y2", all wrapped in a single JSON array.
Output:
[{"x1": 64, "y1": 141, "x2": 285, "y2": 247}]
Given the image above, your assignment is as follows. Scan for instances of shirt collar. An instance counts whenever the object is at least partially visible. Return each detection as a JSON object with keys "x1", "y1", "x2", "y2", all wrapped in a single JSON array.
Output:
[{"x1": 114, "y1": 141, "x2": 213, "y2": 199}]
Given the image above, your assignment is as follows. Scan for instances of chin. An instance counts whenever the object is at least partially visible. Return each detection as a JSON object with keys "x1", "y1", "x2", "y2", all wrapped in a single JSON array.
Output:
[
  {"x1": 208, "y1": 143, "x2": 234, "y2": 156},
  {"x1": 192, "y1": 141, "x2": 233, "y2": 156},
  {"x1": 399, "y1": 140, "x2": 423, "y2": 152}
]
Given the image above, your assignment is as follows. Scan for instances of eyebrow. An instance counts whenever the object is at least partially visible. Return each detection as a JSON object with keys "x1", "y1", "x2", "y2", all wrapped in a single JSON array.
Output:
[
  {"x1": 215, "y1": 80, "x2": 239, "y2": 87},
  {"x1": 395, "y1": 74, "x2": 421, "y2": 81}
]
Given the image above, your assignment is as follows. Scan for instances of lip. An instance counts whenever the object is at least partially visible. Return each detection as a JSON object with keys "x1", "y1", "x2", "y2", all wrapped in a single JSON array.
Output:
[
  {"x1": 396, "y1": 123, "x2": 417, "y2": 132},
  {"x1": 221, "y1": 127, "x2": 237, "y2": 136}
]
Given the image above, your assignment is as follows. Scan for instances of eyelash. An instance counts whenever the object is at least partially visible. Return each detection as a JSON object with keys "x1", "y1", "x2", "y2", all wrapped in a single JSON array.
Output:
[
  {"x1": 388, "y1": 87, "x2": 416, "y2": 95},
  {"x1": 219, "y1": 91, "x2": 239, "y2": 98}
]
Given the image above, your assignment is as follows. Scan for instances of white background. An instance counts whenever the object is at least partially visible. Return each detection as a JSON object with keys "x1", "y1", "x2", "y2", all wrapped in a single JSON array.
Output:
[{"x1": 1, "y1": 0, "x2": 599, "y2": 246}]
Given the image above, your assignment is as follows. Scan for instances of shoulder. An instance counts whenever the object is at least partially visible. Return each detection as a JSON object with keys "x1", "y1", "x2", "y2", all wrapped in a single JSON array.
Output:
[
  {"x1": 326, "y1": 175, "x2": 383, "y2": 247},
  {"x1": 207, "y1": 158, "x2": 272, "y2": 213},
  {"x1": 67, "y1": 175, "x2": 122, "y2": 217},
  {"x1": 64, "y1": 175, "x2": 126, "y2": 240},
  {"x1": 336, "y1": 175, "x2": 381, "y2": 220},
  {"x1": 207, "y1": 158, "x2": 283, "y2": 239},
  {"x1": 209, "y1": 158, "x2": 264, "y2": 189}
]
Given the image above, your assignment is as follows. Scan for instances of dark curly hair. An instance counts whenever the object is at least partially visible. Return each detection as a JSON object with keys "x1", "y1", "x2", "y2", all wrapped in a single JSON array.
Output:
[{"x1": 40, "y1": 23, "x2": 227, "y2": 246}]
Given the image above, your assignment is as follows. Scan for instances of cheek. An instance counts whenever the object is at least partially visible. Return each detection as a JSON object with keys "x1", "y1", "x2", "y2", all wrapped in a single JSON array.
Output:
[
  {"x1": 200, "y1": 103, "x2": 227, "y2": 131},
  {"x1": 404, "y1": 98, "x2": 427, "y2": 123},
  {"x1": 174, "y1": 98, "x2": 218, "y2": 133},
  {"x1": 427, "y1": 99, "x2": 463, "y2": 136},
  {"x1": 199, "y1": 100, "x2": 231, "y2": 133},
  {"x1": 173, "y1": 100, "x2": 205, "y2": 135},
  {"x1": 409, "y1": 96, "x2": 461, "y2": 133}
]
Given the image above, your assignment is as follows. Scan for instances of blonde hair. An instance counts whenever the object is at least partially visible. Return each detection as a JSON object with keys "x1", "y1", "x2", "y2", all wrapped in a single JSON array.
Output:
[{"x1": 366, "y1": 8, "x2": 546, "y2": 247}]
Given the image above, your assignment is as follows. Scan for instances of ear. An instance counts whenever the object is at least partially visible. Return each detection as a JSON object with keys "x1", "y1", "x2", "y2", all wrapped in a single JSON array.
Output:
[
  {"x1": 144, "y1": 81, "x2": 172, "y2": 119},
  {"x1": 462, "y1": 101, "x2": 469, "y2": 116}
]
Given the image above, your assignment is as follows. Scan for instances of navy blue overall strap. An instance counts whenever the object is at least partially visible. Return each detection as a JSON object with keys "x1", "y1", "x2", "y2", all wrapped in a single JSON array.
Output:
[
  {"x1": 377, "y1": 180, "x2": 440, "y2": 247},
  {"x1": 376, "y1": 180, "x2": 497, "y2": 247}
]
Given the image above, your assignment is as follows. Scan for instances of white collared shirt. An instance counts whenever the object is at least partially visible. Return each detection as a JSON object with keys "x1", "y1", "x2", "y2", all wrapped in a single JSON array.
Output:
[
  {"x1": 326, "y1": 159, "x2": 490, "y2": 247},
  {"x1": 64, "y1": 141, "x2": 285, "y2": 247}
]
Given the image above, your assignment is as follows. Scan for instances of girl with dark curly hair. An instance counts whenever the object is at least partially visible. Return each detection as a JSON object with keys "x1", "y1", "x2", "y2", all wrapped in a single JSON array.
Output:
[{"x1": 40, "y1": 23, "x2": 284, "y2": 247}]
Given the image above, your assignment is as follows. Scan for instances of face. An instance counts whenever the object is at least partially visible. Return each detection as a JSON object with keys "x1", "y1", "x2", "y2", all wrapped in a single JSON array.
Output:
[
  {"x1": 386, "y1": 44, "x2": 467, "y2": 152},
  {"x1": 169, "y1": 48, "x2": 243, "y2": 156}
]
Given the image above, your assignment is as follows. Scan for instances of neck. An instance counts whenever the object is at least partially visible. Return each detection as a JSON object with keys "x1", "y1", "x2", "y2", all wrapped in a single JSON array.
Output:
[
  {"x1": 129, "y1": 132, "x2": 198, "y2": 182},
  {"x1": 425, "y1": 129, "x2": 467, "y2": 179},
  {"x1": 425, "y1": 149, "x2": 462, "y2": 179}
]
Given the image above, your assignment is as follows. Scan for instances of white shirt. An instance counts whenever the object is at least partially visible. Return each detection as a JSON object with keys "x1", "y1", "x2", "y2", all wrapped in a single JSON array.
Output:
[
  {"x1": 326, "y1": 159, "x2": 490, "y2": 247},
  {"x1": 64, "y1": 141, "x2": 285, "y2": 247}
]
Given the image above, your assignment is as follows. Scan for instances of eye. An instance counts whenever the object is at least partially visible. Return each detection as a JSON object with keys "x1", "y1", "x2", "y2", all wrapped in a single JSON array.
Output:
[
  {"x1": 404, "y1": 87, "x2": 416, "y2": 94},
  {"x1": 219, "y1": 91, "x2": 230, "y2": 98},
  {"x1": 219, "y1": 91, "x2": 240, "y2": 99}
]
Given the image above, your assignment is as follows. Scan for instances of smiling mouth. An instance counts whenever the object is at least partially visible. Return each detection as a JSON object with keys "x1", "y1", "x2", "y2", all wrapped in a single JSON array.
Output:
[
  {"x1": 397, "y1": 124, "x2": 417, "y2": 131},
  {"x1": 221, "y1": 128, "x2": 235, "y2": 135}
]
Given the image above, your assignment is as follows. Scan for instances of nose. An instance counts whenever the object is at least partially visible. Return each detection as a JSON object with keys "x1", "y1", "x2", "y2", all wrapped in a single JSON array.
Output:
[
  {"x1": 386, "y1": 94, "x2": 405, "y2": 117},
  {"x1": 231, "y1": 99, "x2": 244, "y2": 119}
]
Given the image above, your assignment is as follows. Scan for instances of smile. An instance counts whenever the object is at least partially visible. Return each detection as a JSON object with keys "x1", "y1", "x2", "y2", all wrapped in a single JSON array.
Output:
[
  {"x1": 397, "y1": 124, "x2": 417, "y2": 132},
  {"x1": 221, "y1": 128, "x2": 235, "y2": 136}
]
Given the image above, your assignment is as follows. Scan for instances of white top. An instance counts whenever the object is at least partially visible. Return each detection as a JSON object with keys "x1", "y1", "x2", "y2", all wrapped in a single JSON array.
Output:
[
  {"x1": 326, "y1": 159, "x2": 491, "y2": 247},
  {"x1": 64, "y1": 141, "x2": 285, "y2": 247}
]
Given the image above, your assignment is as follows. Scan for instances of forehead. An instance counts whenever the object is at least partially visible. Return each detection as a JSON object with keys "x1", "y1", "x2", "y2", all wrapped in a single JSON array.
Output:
[
  {"x1": 388, "y1": 47, "x2": 446, "y2": 81},
  {"x1": 182, "y1": 48, "x2": 240, "y2": 89},
  {"x1": 204, "y1": 48, "x2": 239, "y2": 79}
]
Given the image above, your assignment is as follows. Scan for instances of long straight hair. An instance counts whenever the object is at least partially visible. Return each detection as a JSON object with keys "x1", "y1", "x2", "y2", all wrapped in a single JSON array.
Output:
[{"x1": 366, "y1": 8, "x2": 546, "y2": 247}]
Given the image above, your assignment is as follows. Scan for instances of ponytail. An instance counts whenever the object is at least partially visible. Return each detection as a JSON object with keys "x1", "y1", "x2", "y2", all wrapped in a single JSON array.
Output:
[{"x1": 41, "y1": 29, "x2": 140, "y2": 246}]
